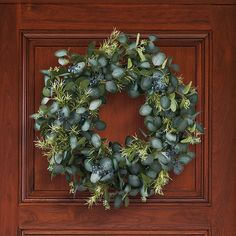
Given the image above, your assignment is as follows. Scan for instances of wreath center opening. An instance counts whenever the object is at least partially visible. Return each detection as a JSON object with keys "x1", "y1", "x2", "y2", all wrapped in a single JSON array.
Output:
[{"x1": 98, "y1": 92, "x2": 145, "y2": 145}]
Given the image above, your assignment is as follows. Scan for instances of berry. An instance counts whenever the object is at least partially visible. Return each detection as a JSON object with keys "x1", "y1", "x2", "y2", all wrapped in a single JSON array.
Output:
[
  {"x1": 68, "y1": 62, "x2": 85, "y2": 74},
  {"x1": 151, "y1": 71, "x2": 168, "y2": 91},
  {"x1": 79, "y1": 114, "x2": 87, "y2": 125},
  {"x1": 91, "y1": 163, "x2": 114, "y2": 182},
  {"x1": 89, "y1": 72, "x2": 104, "y2": 87},
  {"x1": 166, "y1": 150, "x2": 177, "y2": 158}
]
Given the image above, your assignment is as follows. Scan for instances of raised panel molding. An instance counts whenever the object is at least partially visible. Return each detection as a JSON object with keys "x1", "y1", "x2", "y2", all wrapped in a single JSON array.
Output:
[
  {"x1": 20, "y1": 229, "x2": 209, "y2": 236},
  {"x1": 20, "y1": 30, "x2": 211, "y2": 205}
]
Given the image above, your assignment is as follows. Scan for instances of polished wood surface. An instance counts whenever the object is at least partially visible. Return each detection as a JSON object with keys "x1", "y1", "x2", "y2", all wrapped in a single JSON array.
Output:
[{"x1": 0, "y1": 1, "x2": 235, "y2": 235}]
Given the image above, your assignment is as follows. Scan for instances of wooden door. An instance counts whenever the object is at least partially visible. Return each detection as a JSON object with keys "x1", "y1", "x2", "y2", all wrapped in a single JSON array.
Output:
[{"x1": 0, "y1": 1, "x2": 235, "y2": 235}]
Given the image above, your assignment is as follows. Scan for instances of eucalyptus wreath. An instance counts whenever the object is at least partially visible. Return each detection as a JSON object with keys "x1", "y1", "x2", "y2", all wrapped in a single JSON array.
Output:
[{"x1": 32, "y1": 29, "x2": 204, "y2": 209}]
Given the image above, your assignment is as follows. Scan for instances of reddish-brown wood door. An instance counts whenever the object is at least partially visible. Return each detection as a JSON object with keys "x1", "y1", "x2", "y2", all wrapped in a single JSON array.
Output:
[{"x1": 0, "y1": 1, "x2": 235, "y2": 235}]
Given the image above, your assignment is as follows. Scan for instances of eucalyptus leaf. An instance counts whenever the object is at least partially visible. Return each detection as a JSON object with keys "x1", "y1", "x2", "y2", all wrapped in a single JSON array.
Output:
[
  {"x1": 152, "y1": 52, "x2": 166, "y2": 66},
  {"x1": 34, "y1": 121, "x2": 41, "y2": 131},
  {"x1": 81, "y1": 120, "x2": 91, "y2": 131},
  {"x1": 95, "y1": 120, "x2": 106, "y2": 130},
  {"x1": 91, "y1": 133, "x2": 101, "y2": 148},
  {"x1": 196, "y1": 123, "x2": 204, "y2": 133},
  {"x1": 44, "y1": 76, "x2": 50, "y2": 87},
  {"x1": 118, "y1": 33, "x2": 128, "y2": 44},
  {"x1": 129, "y1": 163, "x2": 141, "y2": 175},
  {"x1": 41, "y1": 97, "x2": 50, "y2": 105},
  {"x1": 76, "y1": 107, "x2": 86, "y2": 114},
  {"x1": 157, "y1": 153, "x2": 168, "y2": 164},
  {"x1": 128, "y1": 42, "x2": 136, "y2": 50},
  {"x1": 87, "y1": 41, "x2": 95, "y2": 56},
  {"x1": 142, "y1": 155, "x2": 154, "y2": 165},
  {"x1": 70, "y1": 135, "x2": 78, "y2": 149},
  {"x1": 112, "y1": 68, "x2": 125, "y2": 79},
  {"x1": 179, "y1": 154, "x2": 191, "y2": 165},
  {"x1": 139, "y1": 104, "x2": 152, "y2": 116},
  {"x1": 62, "y1": 106, "x2": 70, "y2": 118},
  {"x1": 114, "y1": 194, "x2": 123, "y2": 208},
  {"x1": 177, "y1": 119, "x2": 188, "y2": 132},
  {"x1": 140, "y1": 61, "x2": 151, "y2": 69},
  {"x1": 141, "y1": 77, "x2": 153, "y2": 90},
  {"x1": 150, "y1": 161, "x2": 162, "y2": 172},
  {"x1": 146, "y1": 170, "x2": 157, "y2": 179},
  {"x1": 173, "y1": 163, "x2": 184, "y2": 175},
  {"x1": 170, "y1": 75, "x2": 179, "y2": 87},
  {"x1": 52, "y1": 165, "x2": 64, "y2": 174},
  {"x1": 160, "y1": 96, "x2": 171, "y2": 109},
  {"x1": 90, "y1": 172, "x2": 101, "y2": 183},
  {"x1": 89, "y1": 99, "x2": 102, "y2": 111},
  {"x1": 128, "y1": 175, "x2": 140, "y2": 187},
  {"x1": 171, "y1": 64, "x2": 180, "y2": 72},
  {"x1": 150, "y1": 138, "x2": 163, "y2": 149},
  {"x1": 88, "y1": 58, "x2": 97, "y2": 67},
  {"x1": 148, "y1": 35, "x2": 157, "y2": 41},
  {"x1": 189, "y1": 93, "x2": 198, "y2": 104},
  {"x1": 105, "y1": 81, "x2": 118, "y2": 93},
  {"x1": 84, "y1": 159, "x2": 93, "y2": 172},
  {"x1": 166, "y1": 133, "x2": 177, "y2": 142},
  {"x1": 100, "y1": 157, "x2": 113, "y2": 171},
  {"x1": 54, "y1": 153, "x2": 63, "y2": 164},
  {"x1": 146, "y1": 121, "x2": 157, "y2": 132},
  {"x1": 58, "y1": 58, "x2": 69, "y2": 66},
  {"x1": 42, "y1": 87, "x2": 51, "y2": 97},
  {"x1": 55, "y1": 49, "x2": 68, "y2": 57},
  {"x1": 50, "y1": 102, "x2": 59, "y2": 113},
  {"x1": 98, "y1": 56, "x2": 107, "y2": 67},
  {"x1": 128, "y1": 89, "x2": 140, "y2": 98}
]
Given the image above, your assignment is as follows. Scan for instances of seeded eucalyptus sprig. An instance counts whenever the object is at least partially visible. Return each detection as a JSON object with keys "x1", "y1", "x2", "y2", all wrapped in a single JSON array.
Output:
[{"x1": 31, "y1": 29, "x2": 204, "y2": 209}]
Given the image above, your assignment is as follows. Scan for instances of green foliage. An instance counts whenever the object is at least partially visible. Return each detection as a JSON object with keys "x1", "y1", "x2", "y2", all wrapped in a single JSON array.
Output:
[
  {"x1": 122, "y1": 136, "x2": 151, "y2": 161},
  {"x1": 32, "y1": 29, "x2": 203, "y2": 210},
  {"x1": 99, "y1": 28, "x2": 120, "y2": 56},
  {"x1": 153, "y1": 170, "x2": 171, "y2": 195}
]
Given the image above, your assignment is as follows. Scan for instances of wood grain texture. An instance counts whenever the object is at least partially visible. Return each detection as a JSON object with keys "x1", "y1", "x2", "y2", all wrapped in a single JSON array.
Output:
[
  {"x1": 210, "y1": 5, "x2": 236, "y2": 236},
  {"x1": 0, "y1": 1, "x2": 235, "y2": 235},
  {"x1": 0, "y1": 4, "x2": 18, "y2": 236},
  {"x1": 20, "y1": 229, "x2": 209, "y2": 236},
  {"x1": 18, "y1": 4, "x2": 211, "y2": 31},
  {"x1": 1, "y1": 0, "x2": 236, "y2": 4},
  {"x1": 19, "y1": 204, "x2": 211, "y2": 230}
]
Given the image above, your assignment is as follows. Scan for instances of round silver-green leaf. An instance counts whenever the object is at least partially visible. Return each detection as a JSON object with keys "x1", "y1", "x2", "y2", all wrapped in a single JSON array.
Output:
[
  {"x1": 152, "y1": 52, "x2": 166, "y2": 66},
  {"x1": 139, "y1": 104, "x2": 152, "y2": 116},
  {"x1": 89, "y1": 99, "x2": 102, "y2": 111},
  {"x1": 91, "y1": 133, "x2": 101, "y2": 148},
  {"x1": 112, "y1": 68, "x2": 125, "y2": 79}
]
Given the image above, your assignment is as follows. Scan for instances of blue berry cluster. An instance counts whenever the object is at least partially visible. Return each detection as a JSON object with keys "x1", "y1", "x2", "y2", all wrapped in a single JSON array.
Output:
[
  {"x1": 164, "y1": 150, "x2": 184, "y2": 175},
  {"x1": 79, "y1": 114, "x2": 88, "y2": 125},
  {"x1": 57, "y1": 110, "x2": 67, "y2": 123},
  {"x1": 92, "y1": 164, "x2": 113, "y2": 176},
  {"x1": 89, "y1": 72, "x2": 105, "y2": 87},
  {"x1": 166, "y1": 150, "x2": 177, "y2": 158},
  {"x1": 151, "y1": 71, "x2": 168, "y2": 91},
  {"x1": 91, "y1": 164, "x2": 114, "y2": 183},
  {"x1": 68, "y1": 62, "x2": 85, "y2": 74},
  {"x1": 172, "y1": 159, "x2": 184, "y2": 175}
]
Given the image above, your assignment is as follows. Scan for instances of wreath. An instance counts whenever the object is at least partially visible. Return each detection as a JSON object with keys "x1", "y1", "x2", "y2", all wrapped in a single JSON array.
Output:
[{"x1": 32, "y1": 29, "x2": 204, "y2": 209}]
